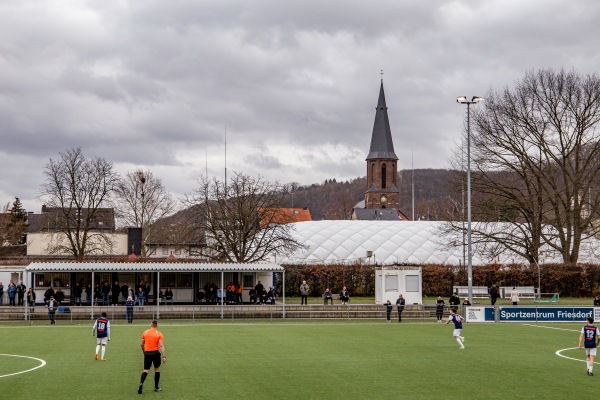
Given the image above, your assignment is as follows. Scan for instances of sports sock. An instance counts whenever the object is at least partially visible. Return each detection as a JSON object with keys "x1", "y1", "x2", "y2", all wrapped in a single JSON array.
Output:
[
  {"x1": 456, "y1": 337, "x2": 464, "y2": 347},
  {"x1": 589, "y1": 362, "x2": 593, "y2": 373},
  {"x1": 101, "y1": 346, "x2": 106, "y2": 358},
  {"x1": 95, "y1": 345, "x2": 100, "y2": 355},
  {"x1": 155, "y1": 372, "x2": 160, "y2": 388},
  {"x1": 140, "y1": 371, "x2": 148, "y2": 384}
]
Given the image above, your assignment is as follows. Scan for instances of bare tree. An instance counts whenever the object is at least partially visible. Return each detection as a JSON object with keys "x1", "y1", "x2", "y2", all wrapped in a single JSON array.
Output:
[
  {"x1": 39, "y1": 148, "x2": 119, "y2": 260},
  {"x1": 325, "y1": 192, "x2": 355, "y2": 220},
  {"x1": 114, "y1": 169, "x2": 177, "y2": 257},
  {"x1": 186, "y1": 172, "x2": 303, "y2": 262},
  {"x1": 471, "y1": 68, "x2": 600, "y2": 264}
]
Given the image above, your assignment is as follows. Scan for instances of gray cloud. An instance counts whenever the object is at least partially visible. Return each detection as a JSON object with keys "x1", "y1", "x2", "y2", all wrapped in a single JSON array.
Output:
[{"x1": 1, "y1": 0, "x2": 599, "y2": 212}]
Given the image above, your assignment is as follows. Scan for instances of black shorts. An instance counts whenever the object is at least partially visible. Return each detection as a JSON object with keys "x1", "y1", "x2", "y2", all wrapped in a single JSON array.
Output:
[{"x1": 143, "y1": 351, "x2": 162, "y2": 369}]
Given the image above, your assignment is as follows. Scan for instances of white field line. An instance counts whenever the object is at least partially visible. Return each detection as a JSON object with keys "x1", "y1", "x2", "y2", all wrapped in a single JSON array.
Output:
[
  {"x1": 522, "y1": 323, "x2": 596, "y2": 365},
  {"x1": 0, "y1": 354, "x2": 46, "y2": 378}
]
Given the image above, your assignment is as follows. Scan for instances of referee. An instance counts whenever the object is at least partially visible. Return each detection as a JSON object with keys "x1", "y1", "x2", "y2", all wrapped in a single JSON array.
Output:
[{"x1": 138, "y1": 320, "x2": 166, "y2": 394}]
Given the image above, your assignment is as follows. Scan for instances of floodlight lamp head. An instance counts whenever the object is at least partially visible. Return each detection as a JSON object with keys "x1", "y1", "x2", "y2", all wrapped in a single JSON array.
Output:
[
  {"x1": 456, "y1": 96, "x2": 467, "y2": 103},
  {"x1": 472, "y1": 96, "x2": 484, "y2": 103}
]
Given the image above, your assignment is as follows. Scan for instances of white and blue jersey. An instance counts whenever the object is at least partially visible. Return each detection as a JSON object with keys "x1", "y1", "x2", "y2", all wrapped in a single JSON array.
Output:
[
  {"x1": 582, "y1": 325, "x2": 600, "y2": 348},
  {"x1": 93, "y1": 317, "x2": 110, "y2": 339},
  {"x1": 449, "y1": 313, "x2": 463, "y2": 330}
]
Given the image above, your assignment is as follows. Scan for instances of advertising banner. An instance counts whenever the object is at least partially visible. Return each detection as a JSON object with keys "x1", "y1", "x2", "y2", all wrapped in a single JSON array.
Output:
[
  {"x1": 498, "y1": 307, "x2": 594, "y2": 322},
  {"x1": 465, "y1": 306, "x2": 494, "y2": 322}
]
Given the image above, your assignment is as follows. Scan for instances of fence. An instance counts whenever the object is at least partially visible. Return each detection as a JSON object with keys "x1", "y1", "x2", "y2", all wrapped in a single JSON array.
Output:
[{"x1": 0, "y1": 304, "x2": 456, "y2": 324}]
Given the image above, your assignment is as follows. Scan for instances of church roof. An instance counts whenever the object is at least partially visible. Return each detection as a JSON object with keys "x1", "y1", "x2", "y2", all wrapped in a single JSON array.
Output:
[{"x1": 366, "y1": 81, "x2": 398, "y2": 161}]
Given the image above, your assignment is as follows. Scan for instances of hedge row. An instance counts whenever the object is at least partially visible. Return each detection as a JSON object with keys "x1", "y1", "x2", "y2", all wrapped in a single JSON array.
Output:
[{"x1": 280, "y1": 263, "x2": 600, "y2": 298}]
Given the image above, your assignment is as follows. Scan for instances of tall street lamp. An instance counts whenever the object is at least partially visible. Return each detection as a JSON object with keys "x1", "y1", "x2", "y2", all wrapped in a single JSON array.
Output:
[
  {"x1": 456, "y1": 95, "x2": 483, "y2": 304},
  {"x1": 136, "y1": 171, "x2": 146, "y2": 257}
]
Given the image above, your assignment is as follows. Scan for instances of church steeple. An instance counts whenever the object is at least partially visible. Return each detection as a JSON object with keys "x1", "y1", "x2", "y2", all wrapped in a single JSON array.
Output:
[
  {"x1": 364, "y1": 80, "x2": 400, "y2": 210},
  {"x1": 366, "y1": 81, "x2": 398, "y2": 161}
]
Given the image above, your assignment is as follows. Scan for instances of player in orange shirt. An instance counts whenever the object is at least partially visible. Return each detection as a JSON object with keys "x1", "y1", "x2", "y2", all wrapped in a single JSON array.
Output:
[{"x1": 138, "y1": 320, "x2": 166, "y2": 394}]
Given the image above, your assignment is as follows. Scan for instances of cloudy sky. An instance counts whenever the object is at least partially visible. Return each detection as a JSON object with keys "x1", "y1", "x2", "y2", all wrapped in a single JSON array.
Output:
[{"x1": 1, "y1": 0, "x2": 599, "y2": 212}]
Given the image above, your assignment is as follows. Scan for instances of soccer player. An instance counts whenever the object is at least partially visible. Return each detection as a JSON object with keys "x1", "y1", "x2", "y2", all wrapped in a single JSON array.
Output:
[
  {"x1": 138, "y1": 320, "x2": 166, "y2": 394},
  {"x1": 578, "y1": 316, "x2": 600, "y2": 376},
  {"x1": 92, "y1": 312, "x2": 111, "y2": 361},
  {"x1": 446, "y1": 307, "x2": 465, "y2": 349}
]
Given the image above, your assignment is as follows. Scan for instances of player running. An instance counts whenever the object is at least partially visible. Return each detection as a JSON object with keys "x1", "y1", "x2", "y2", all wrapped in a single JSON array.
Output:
[
  {"x1": 92, "y1": 312, "x2": 111, "y2": 361},
  {"x1": 446, "y1": 307, "x2": 465, "y2": 349},
  {"x1": 578, "y1": 316, "x2": 600, "y2": 376}
]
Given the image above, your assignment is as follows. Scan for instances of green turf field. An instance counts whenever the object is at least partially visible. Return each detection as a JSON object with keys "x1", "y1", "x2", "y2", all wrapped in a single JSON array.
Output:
[{"x1": 0, "y1": 320, "x2": 595, "y2": 399}]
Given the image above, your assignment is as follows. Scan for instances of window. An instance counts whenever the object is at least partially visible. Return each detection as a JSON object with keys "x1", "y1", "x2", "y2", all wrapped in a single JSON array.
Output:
[
  {"x1": 161, "y1": 273, "x2": 192, "y2": 288},
  {"x1": 406, "y1": 275, "x2": 420, "y2": 292},
  {"x1": 385, "y1": 274, "x2": 398, "y2": 291},
  {"x1": 162, "y1": 247, "x2": 169, "y2": 255},
  {"x1": 94, "y1": 273, "x2": 112, "y2": 286},
  {"x1": 243, "y1": 275, "x2": 254, "y2": 289},
  {"x1": 381, "y1": 163, "x2": 387, "y2": 189},
  {"x1": 35, "y1": 273, "x2": 70, "y2": 288}
]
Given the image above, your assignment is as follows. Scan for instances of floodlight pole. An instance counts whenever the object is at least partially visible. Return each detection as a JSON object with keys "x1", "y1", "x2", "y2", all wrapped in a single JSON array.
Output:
[{"x1": 457, "y1": 96, "x2": 483, "y2": 305}]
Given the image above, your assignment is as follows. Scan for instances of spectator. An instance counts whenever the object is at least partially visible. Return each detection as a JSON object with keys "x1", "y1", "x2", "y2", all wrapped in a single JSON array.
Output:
[
  {"x1": 137, "y1": 287, "x2": 146, "y2": 310},
  {"x1": 255, "y1": 281, "x2": 264, "y2": 304},
  {"x1": 126, "y1": 296, "x2": 135, "y2": 324},
  {"x1": 112, "y1": 281, "x2": 120, "y2": 305},
  {"x1": 396, "y1": 294, "x2": 406, "y2": 322},
  {"x1": 85, "y1": 284, "x2": 92, "y2": 305},
  {"x1": 267, "y1": 287, "x2": 276, "y2": 305},
  {"x1": 73, "y1": 282, "x2": 83, "y2": 306},
  {"x1": 195, "y1": 289, "x2": 205, "y2": 304},
  {"x1": 594, "y1": 295, "x2": 600, "y2": 307},
  {"x1": 158, "y1": 289, "x2": 165, "y2": 304},
  {"x1": 235, "y1": 282, "x2": 243, "y2": 304},
  {"x1": 48, "y1": 296, "x2": 57, "y2": 325},
  {"x1": 27, "y1": 287, "x2": 36, "y2": 313},
  {"x1": 249, "y1": 288, "x2": 257, "y2": 304},
  {"x1": 7, "y1": 281, "x2": 17, "y2": 306},
  {"x1": 121, "y1": 282, "x2": 129, "y2": 305},
  {"x1": 55, "y1": 287, "x2": 65, "y2": 305},
  {"x1": 144, "y1": 282, "x2": 151, "y2": 303},
  {"x1": 436, "y1": 296, "x2": 445, "y2": 323},
  {"x1": 94, "y1": 284, "x2": 102, "y2": 306},
  {"x1": 449, "y1": 292, "x2": 461, "y2": 306},
  {"x1": 226, "y1": 282, "x2": 235, "y2": 304},
  {"x1": 128, "y1": 285, "x2": 134, "y2": 301},
  {"x1": 463, "y1": 299, "x2": 471, "y2": 306},
  {"x1": 259, "y1": 288, "x2": 268, "y2": 304},
  {"x1": 102, "y1": 282, "x2": 111, "y2": 306},
  {"x1": 44, "y1": 286, "x2": 55, "y2": 304},
  {"x1": 165, "y1": 288, "x2": 174, "y2": 305},
  {"x1": 17, "y1": 280, "x2": 26, "y2": 306},
  {"x1": 340, "y1": 286, "x2": 350, "y2": 305},
  {"x1": 299, "y1": 280, "x2": 309, "y2": 305},
  {"x1": 489, "y1": 285, "x2": 499, "y2": 306},
  {"x1": 384, "y1": 300, "x2": 393, "y2": 323},
  {"x1": 0, "y1": 281, "x2": 4, "y2": 305},
  {"x1": 510, "y1": 287, "x2": 519, "y2": 305},
  {"x1": 323, "y1": 288, "x2": 333, "y2": 305}
]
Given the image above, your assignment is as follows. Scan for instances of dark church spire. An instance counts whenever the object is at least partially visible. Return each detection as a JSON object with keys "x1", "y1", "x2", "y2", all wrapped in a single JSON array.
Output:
[{"x1": 366, "y1": 81, "x2": 398, "y2": 161}]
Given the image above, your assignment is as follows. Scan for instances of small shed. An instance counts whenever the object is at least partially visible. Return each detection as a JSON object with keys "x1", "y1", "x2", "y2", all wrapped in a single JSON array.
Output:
[{"x1": 375, "y1": 266, "x2": 423, "y2": 305}]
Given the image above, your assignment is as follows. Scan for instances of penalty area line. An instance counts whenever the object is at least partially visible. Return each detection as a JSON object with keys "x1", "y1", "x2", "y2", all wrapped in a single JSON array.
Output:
[{"x1": 0, "y1": 354, "x2": 46, "y2": 378}]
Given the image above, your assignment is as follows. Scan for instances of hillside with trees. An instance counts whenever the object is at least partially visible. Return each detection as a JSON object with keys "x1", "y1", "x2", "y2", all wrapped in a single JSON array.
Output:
[{"x1": 283, "y1": 168, "x2": 459, "y2": 221}]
